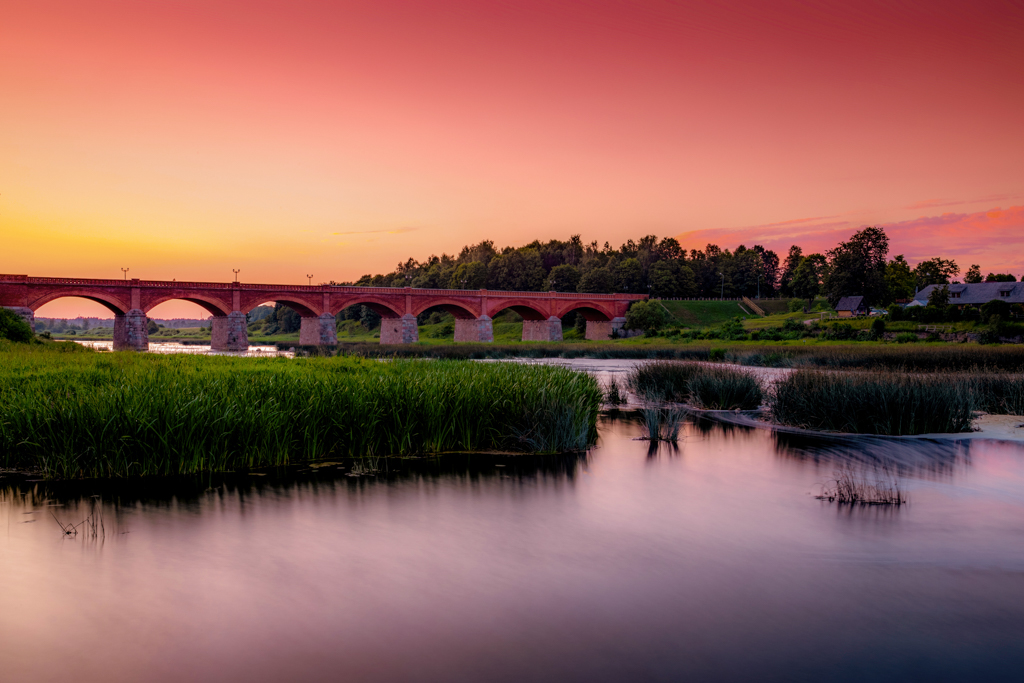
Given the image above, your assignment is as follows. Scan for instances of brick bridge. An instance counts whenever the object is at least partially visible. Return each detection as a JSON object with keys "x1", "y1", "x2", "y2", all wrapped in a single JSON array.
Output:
[{"x1": 0, "y1": 274, "x2": 646, "y2": 351}]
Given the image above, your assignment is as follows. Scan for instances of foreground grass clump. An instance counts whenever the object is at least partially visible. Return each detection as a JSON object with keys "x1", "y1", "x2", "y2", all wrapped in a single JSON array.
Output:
[
  {"x1": 768, "y1": 370, "x2": 976, "y2": 435},
  {"x1": 0, "y1": 348, "x2": 602, "y2": 479},
  {"x1": 625, "y1": 361, "x2": 762, "y2": 410}
]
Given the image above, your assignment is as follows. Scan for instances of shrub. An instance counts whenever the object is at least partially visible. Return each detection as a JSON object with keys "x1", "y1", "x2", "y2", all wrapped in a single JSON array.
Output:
[
  {"x1": 708, "y1": 348, "x2": 726, "y2": 362},
  {"x1": 0, "y1": 308, "x2": 34, "y2": 343},
  {"x1": 895, "y1": 332, "x2": 918, "y2": 344},
  {"x1": 981, "y1": 299, "x2": 1012, "y2": 320},
  {"x1": 870, "y1": 318, "x2": 886, "y2": 340},
  {"x1": 625, "y1": 300, "x2": 667, "y2": 334}
]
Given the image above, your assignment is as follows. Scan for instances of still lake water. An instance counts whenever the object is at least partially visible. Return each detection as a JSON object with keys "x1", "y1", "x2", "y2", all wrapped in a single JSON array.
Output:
[{"x1": 3, "y1": 410, "x2": 1024, "y2": 682}]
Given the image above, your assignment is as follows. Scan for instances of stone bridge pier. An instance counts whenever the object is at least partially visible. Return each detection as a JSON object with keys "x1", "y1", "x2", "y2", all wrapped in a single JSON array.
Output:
[
  {"x1": 299, "y1": 313, "x2": 338, "y2": 346},
  {"x1": 454, "y1": 315, "x2": 493, "y2": 342},
  {"x1": 522, "y1": 317, "x2": 563, "y2": 342},
  {"x1": 585, "y1": 317, "x2": 627, "y2": 340},
  {"x1": 380, "y1": 314, "x2": 419, "y2": 344},
  {"x1": 113, "y1": 309, "x2": 149, "y2": 351},
  {"x1": 211, "y1": 312, "x2": 249, "y2": 351}
]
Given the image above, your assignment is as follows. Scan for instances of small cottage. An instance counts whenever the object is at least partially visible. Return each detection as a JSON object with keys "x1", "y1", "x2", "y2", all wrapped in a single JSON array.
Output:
[{"x1": 835, "y1": 296, "x2": 868, "y2": 317}]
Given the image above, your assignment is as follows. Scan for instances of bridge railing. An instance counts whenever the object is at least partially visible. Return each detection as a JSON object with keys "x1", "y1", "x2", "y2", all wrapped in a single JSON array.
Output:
[{"x1": 5, "y1": 274, "x2": 648, "y2": 300}]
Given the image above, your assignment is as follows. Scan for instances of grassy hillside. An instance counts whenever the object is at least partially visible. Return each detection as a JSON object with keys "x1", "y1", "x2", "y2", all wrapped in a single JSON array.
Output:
[{"x1": 657, "y1": 300, "x2": 749, "y2": 327}]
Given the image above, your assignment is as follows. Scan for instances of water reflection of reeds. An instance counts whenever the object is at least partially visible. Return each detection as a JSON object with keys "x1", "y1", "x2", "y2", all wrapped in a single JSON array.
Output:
[
  {"x1": 0, "y1": 450, "x2": 591, "y2": 510},
  {"x1": 772, "y1": 429, "x2": 971, "y2": 479}
]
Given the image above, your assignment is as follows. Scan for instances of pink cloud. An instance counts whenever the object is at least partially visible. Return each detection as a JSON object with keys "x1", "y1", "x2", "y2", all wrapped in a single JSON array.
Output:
[{"x1": 676, "y1": 205, "x2": 1024, "y2": 277}]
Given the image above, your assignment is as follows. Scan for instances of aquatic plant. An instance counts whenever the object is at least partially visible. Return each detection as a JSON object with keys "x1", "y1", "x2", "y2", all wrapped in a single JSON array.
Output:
[
  {"x1": 768, "y1": 369, "x2": 976, "y2": 435},
  {"x1": 638, "y1": 406, "x2": 686, "y2": 442},
  {"x1": 604, "y1": 379, "x2": 628, "y2": 405},
  {"x1": 816, "y1": 464, "x2": 906, "y2": 505},
  {"x1": 624, "y1": 361, "x2": 705, "y2": 402},
  {"x1": 685, "y1": 366, "x2": 763, "y2": 410},
  {"x1": 625, "y1": 361, "x2": 761, "y2": 410},
  {"x1": 0, "y1": 349, "x2": 602, "y2": 479},
  {"x1": 968, "y1": 373, "x2": 1024, "y2": 416}
]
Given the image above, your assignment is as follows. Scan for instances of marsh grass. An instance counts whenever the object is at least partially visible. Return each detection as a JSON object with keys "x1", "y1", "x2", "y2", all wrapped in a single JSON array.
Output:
[
  {"x1": 625, "y1": 362, "x2": 762, "y2": 410},
  {"x1": 686, "y1": 366, "x2": 763, "y2": 410},
  {"x1": 604, "y1": 379, "x2": 627, "y2": 405},
  {"x1": 768, "y1": 369, "x2": 976, "y2": 435},
  {"x1": 816, "y1": 464, "x2": 906, "y2": 505},
  {"x1": 0, "y1": 348, "x2": 602, "y2": 479},
  {"x1": 323, "y1": 341, "x2": 1024, "y2": 372},
  {"x1": 625, "y1": 361, "x2": 705, "y2": 402},
  {"x1": 970, "y1": 374, "x2": 1024, "y2": 415},
  {"x1": 638, "y1": 406, "x2": 686, "y2": 442}
]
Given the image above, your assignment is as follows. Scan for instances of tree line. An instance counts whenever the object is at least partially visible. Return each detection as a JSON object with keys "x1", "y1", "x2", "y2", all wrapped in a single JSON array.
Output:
[{"x1": 347, "y1": 228, "x2": 1016, "y2": 307}]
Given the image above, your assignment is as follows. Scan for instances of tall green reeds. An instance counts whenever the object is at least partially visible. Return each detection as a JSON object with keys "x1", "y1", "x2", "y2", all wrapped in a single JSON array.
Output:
[
  {"x1": 625, "y1": 361, "x2": 763, "y2": 410},
  {"x1": 0, "y1": 348, "x2": 602, "y2": 479},
  {"x1": 970, "y1": 374, "x2": 1024, "y2": 415},
  {"x1": 768, "y1": 369, "x2": 977, "y2": 435},
  {"x1": 686, "y1": 366, "x2": 763, "y2": 410}
]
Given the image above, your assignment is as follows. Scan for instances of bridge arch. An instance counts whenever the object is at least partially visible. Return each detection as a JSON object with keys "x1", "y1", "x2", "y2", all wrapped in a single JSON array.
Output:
[
  {"x1": 28, "y1": 290, "x2": 129, "y2": 315},
  {"x1": 411, "y1": 298, "x2": 479, "y2": 319},
  {"x1": 240, "y1": 294, "x2": 322, "y2": 318},
  {"x1": 488, "y1": 299, "x2": 549, "y2": 320},
  {"x1": 554, "y1": 301, "x2": 614, "y2": 321},
  {"x1": 143, "y1": 294, "x2": 232, "y2": 317},
  {"x1": 329, "y1": 296, "x2": 403, "y2": 318}
]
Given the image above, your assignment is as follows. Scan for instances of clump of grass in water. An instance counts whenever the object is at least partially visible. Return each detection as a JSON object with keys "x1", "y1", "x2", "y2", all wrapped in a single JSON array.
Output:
[
  {"x1": 0, "y1": 349, "x2": 602, "y2": 478},
  {"x1": 604, "y1": 379, "x2": 628, "y2": 405},
  {"x1": 686, "y1": 366, "x2": 763, "y2": 410},
  {"x1": 816, "y1": 464, "x2": 906, "y2": 505},
  {"x1": 626, "y1": 362, "x2": 762, "y2": 410},
  {"x1": 768, "y1": 369, "x2": 976, "y2": 435},
  {"x1": 625, "y1": 361, "x2": 705, "y2": 402},
  {"x1": 638, "y1": 406, "x2": 686, "y2": 442},
  {"x1": 969, "y1": 373, "x2": 1024, "y2": 416}
]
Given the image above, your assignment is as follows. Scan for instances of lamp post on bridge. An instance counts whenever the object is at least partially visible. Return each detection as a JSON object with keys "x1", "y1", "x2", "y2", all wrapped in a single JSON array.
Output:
[
  {"x1": 232, "y1": 269, "x2": 240, "y2": 284},
  {"x1": 306, "y1": 274, "x2": 313, "y2": 286},
  {"x1": 121, "y1": 267, "x2": 129, "y2": 281}
]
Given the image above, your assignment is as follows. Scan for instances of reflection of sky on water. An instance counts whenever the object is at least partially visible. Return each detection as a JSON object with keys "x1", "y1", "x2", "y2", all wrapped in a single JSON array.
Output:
[{"x1": 2, "y1": 415, "x2": 1024, "y2": 682}]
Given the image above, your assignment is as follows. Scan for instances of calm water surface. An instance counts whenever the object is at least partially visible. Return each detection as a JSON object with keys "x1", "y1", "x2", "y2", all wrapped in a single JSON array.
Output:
[{"x1": 2, "y1": 414, "x2": 1024, "y2": 682}]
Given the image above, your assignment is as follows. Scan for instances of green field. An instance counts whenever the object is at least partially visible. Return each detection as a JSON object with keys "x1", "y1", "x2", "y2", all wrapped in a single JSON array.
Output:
[{"x1": 658, "y1": 300, "x2": 750, "y2": 326}]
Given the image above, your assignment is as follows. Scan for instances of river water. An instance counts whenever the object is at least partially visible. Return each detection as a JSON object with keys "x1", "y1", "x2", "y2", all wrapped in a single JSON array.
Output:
[{"x1": 2, "y1": 410, "x2": 1024, "y2": 682}]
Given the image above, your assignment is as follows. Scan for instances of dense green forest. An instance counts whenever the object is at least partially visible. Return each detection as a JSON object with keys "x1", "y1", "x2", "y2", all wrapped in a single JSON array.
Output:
[{"x1": 345, "y1": 226, "x2": 1015, "y2": 308}]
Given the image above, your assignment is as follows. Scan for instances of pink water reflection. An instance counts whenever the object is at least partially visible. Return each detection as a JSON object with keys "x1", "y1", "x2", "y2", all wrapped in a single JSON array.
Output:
[{"x1": 2, "y1": 417, "x2": 1023, "y2": 682}]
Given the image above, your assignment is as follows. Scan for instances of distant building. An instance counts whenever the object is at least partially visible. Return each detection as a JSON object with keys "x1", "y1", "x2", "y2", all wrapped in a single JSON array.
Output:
[
  {"x1": 835, "y1": 296, "x2": 868, "y2": 317},
  {"x1": 912, "y1": 282, "x2": 1024, "y2": 308}
]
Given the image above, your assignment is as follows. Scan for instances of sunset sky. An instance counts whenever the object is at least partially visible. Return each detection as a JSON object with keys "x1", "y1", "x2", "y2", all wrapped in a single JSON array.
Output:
[{"x1": 2, "y1": 0, "x2": 1022, "y2": 317}]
